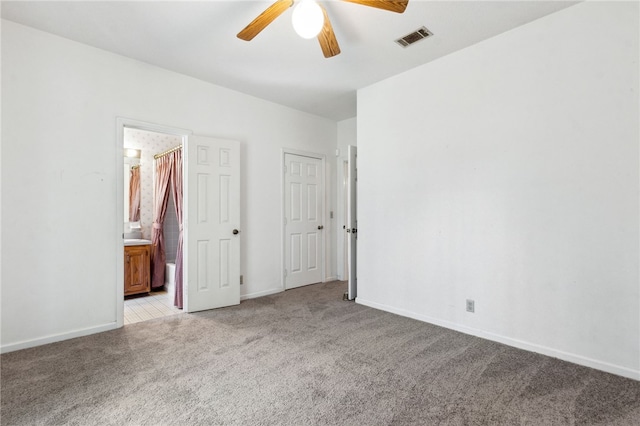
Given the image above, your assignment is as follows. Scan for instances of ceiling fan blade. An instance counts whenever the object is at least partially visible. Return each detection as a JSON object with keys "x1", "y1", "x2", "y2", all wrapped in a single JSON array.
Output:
[
  {"x1": 340, "y1": 0, "x2": 408, "y2": 13},
  {"x1": 237, "y1": 0, "x2": 294, "y2": 41},
  {"x1": 318, "y1": 5, "x2": 341, "y2": 58}
]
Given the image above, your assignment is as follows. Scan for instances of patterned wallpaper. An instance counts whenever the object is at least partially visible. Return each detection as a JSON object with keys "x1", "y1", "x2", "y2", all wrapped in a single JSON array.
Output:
[{"x1": 124, "y1": 128, "x2": 182, "y2": 248}]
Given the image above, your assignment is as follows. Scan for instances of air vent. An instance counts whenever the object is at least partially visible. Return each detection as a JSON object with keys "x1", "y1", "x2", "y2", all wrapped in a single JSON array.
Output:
[{"x1": 395, "y1": 26, "x2": 433, "y2": 48}]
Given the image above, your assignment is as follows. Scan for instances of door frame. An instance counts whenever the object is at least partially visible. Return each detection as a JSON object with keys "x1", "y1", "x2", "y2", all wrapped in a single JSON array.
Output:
[
  {"x1": 347, "y1": 145, "x2": 357, "y2": 300},
  {"x1": 281, "y1": 148, "x2": 327, "y2": 290},
  {"x1": 115, "y1": 117, "x2": 192, "y2": 327},
  {"x1": 338, "y1": 159, "x2": 349, "y2": 281}
]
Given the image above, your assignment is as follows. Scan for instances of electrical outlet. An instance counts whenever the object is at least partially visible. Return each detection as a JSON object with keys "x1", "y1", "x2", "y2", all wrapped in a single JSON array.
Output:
[{"x1": 466, "y1": 299, "x2": 475, "y2": 313}]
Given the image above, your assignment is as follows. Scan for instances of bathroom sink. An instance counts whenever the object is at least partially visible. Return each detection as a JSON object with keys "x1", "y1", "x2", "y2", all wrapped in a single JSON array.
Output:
[{"x1": 124, "y1": 239, "x2": 152, "y2": 246}]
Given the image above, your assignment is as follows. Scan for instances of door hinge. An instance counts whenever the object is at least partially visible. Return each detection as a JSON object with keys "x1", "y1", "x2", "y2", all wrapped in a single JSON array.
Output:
[{"x1": 240, "y1": 275, "x2": 244, "y2": 285}]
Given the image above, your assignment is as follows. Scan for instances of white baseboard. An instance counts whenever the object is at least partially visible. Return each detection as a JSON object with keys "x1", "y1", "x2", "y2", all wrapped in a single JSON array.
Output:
[
  {"x1": 1, "y1": 322, "x2": 120, "y2": 354},
  {"x1": 325, "y1": 276, "x2": 338, "y2": 282},
  {"x1": 241, "y1": 287, "x2": 283, "y2": 301},
  {"x1": 240, "y1": 279, "x2": 340, "y2": 301},
  {"x1": 356, "y1": 297, "x2": 640, "y2": 381}
]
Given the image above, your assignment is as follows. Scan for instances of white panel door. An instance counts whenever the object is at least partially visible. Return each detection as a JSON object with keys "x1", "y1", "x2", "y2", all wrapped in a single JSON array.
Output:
[
  {"x1": 347, "y1": 146, "x2": 357, "y2": 300},
  {"x1": 184, "y1": 136, "x2": 240, "y2": 313},
  {"x1": 284, "y1": 153, "x2": 323, "y2": 289}
]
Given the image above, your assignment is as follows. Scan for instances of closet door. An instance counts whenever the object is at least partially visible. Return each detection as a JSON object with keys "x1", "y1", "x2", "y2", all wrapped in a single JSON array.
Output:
[
  {"x1": 283, "y1": 153, "x2": 324, "y2": 289},
  {"x1": 183, "y1": 136, "x2": 240, "y2": 313}
]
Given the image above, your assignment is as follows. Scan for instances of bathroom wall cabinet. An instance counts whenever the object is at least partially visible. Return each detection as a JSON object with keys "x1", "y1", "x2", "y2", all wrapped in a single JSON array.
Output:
[{"x1": 124, "y1": 244, "x2": 151, "y2": 296}]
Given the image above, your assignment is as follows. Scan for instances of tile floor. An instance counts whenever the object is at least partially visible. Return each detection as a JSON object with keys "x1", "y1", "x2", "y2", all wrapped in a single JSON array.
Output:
[{"x1": 124, "y1": 289, "x2": 182, "y2": 325}]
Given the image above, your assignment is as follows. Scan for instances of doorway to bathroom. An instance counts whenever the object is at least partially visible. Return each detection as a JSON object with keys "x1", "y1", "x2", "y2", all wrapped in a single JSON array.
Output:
[
  {"x1": 116, "y1": 118, "x2": 242, "y2": 327},
  {"x1": 121, "y1": 122, "x2": 187, "y2": 325}
]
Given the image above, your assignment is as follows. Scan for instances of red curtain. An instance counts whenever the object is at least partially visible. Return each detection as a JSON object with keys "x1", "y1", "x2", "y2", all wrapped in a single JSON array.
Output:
[
  {"x1": 150, "y1": 155, "x2": 172, "y2": 289},
  {"x1": 169, "y1": 150, "x2": 184, "y2": 308}
]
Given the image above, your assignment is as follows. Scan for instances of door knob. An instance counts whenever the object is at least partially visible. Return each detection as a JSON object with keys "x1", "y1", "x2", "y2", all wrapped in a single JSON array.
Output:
[
  {"x1": 233, "y1": 229, "x2": 240, "y2": 235},
  {"x1": 317, "y1": 225, "x2": 324, "y2": 230}
]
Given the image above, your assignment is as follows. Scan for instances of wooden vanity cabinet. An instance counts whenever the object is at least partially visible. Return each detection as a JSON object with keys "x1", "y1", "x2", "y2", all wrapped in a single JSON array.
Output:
[{"x1": 124, "y1": 244, "x2": 151, "y2": 296}]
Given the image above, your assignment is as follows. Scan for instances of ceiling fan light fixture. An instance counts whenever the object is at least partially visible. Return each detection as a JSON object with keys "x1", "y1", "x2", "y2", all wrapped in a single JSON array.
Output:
[{"x1": 291, "y1": 0, "x2": 324, "y2": 39}]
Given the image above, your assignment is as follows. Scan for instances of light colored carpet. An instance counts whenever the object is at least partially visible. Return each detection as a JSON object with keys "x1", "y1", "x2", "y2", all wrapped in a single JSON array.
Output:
[{"x1": 2, "y1": 281, "x2": 639, "y2": 425}]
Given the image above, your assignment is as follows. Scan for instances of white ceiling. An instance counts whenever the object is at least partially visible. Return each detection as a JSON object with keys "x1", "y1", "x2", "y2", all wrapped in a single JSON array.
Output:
[{"x1": 1, "y1": 1, "x2": 578, "y2": 121}]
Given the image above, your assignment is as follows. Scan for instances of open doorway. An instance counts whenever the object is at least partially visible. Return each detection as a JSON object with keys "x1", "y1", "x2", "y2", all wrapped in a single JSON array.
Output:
[
  {"x1": 117, "y1": 119, "x2": 191, "y2": 327},
  {"x1": 123, "y1": 127, "x2": 184, "y2": 324}
]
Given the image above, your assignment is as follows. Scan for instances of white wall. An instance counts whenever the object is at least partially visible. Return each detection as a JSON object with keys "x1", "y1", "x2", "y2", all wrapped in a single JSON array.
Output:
[
  {"x1": 1, "y1": 20, "x2": 337, "y2": 351},
  {"x1": 336, "y1": 118, "x2": 357, "y2": 280},
  {"x1": 357, "y1": 2, "x2": 639, "y2": 379}
]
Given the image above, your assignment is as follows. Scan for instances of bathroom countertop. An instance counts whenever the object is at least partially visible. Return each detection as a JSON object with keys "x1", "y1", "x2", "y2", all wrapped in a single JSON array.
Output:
[{"x1": 124, "y1": 239, "x2": 152, "y2": 246}]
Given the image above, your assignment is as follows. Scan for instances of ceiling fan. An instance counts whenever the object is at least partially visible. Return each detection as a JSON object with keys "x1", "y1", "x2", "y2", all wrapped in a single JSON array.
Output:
[{"x1": 237, "y1": 0, "x2": 409, "y2": 58}]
